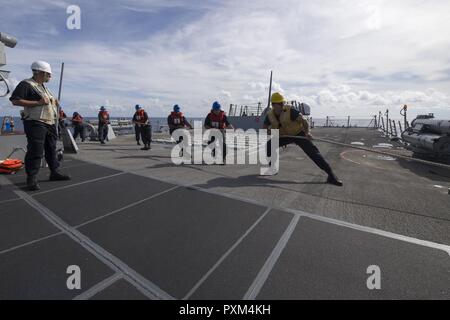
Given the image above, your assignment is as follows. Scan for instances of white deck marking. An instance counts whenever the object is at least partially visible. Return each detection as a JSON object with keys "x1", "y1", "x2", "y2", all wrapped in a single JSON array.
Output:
[
  {"x1": 0, "y1": 197, "x2": 21, "y2": 205},
  {"x1": 243, "y1": 215, "x2": 300, "y2": 300},
  {"x1": 75, "y1": 156, "x2": 450, "y2": 254},
  {"x1": 75, "y1": 185, "x2": 180, "y2": 228},
  {"x1": 293, "y1": 210, "x2": 450, "y2": 255},
  {"x1": 0, "y1": 175, "x2": 22, "y2": 205},
  {"x1": 73, "y1": 273, "x2": 122, "y2": 300},
  {"x1": 183, "y1": 207, "x2": 272, "y2": 300},
  {"x1": 11, "y1": 162, "x2": 93, "y2": 178},
  {"x1": 0, "y1": 175, "x2": 14, "y2": 186},
  {"x1": 15, "y1": 190, "x2": 176, "y2": 300},
  {"x1": 32, "y1": 172, "x2": 127, "y2": 196},
  {"x1": 102, "y1": 163, "x2": 450, "y2": 255},
  {"x1": 0, "y1": 232, "x2": 63, "y2": 256}
]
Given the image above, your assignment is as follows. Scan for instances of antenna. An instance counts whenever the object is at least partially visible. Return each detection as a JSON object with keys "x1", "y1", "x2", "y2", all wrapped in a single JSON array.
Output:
[
  {"x1": 266, "y1": 70, "x2": 273, "y2": 109},
  {"x1": 58, "y1": 62, "x2": 65, "y2": 101},
  {"x1": 55, "y1": 62, "x2": 64, "y2": 146}
]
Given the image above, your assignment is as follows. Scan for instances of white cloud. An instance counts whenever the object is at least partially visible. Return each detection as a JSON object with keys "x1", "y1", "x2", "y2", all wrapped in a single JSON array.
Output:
[{"x1": 1, "y1": 0, "x2": 450, "y2": 118}]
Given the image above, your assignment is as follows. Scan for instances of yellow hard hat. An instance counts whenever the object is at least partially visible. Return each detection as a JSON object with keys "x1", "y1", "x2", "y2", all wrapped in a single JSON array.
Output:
[{"x1": 271, "y1": 92, "x2": 285, "y2": 104}]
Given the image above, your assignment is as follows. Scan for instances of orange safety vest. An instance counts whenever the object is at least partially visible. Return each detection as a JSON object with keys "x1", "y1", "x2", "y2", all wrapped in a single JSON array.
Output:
[
  {"x1": 134, "y1": 109, "x2": 147, "y2": 124},
  {"x1": 170, "y1": 112, "x2": 184, "y2": 126},
  {"x1": 99, "y1": 111, "x2": 109, "y2": 124},
  {"x1": 208, "y1": 111, "x2": 226, "y2": 129}
]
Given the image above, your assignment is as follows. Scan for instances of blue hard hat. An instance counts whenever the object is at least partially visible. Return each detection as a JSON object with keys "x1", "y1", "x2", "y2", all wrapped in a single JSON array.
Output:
[
  {"x1": 100, "y1": 106, "x2": 105, "y2": 111},
  {"x1": 135, "y1": 104, "x2": 141, "y2": 110},
  {"x1": 212, "y1": 101, "x2": 221, "y2": 110},
  {"x1": 173, "y1": 104, "x2": 180, "y2": 112}
]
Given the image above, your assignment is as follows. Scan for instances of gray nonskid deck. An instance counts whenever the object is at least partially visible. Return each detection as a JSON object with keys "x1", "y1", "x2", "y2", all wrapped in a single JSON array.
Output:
[{"x1": 1, "y1": 144, "x2": 449, "y2": 299}]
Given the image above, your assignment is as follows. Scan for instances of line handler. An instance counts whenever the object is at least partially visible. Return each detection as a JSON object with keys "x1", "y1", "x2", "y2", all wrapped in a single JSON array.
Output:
[
  {"x1": 9, "y1": 61, "x2": 71, "y2": 191},
  {"x1": 263, "y1": 92, "x2": 343, "y2": 186}
]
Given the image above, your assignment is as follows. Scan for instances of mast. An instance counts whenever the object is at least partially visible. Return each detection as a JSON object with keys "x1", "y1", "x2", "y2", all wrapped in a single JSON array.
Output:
[
  {"x1": 56, "y1": 62, "x2": 65, "y2": 138},
  {"x1": 266, "y1": 70, "x2": 273, "y2": 109},
  {"x1": 58, "y1": 62, "x2": 65, "y2": 101}
]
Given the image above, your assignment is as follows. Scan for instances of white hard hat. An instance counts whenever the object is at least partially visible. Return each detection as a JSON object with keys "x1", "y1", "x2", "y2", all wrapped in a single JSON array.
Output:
[{"x1": 31, "y1": 61, "x2": 52, "y2": 74}]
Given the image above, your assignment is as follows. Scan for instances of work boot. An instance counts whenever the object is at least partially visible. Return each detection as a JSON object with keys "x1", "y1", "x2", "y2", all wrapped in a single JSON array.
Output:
[
  {"x1": 49, "y1": 171, "x2": 71, "y2": 181},
  {"x1": 26, "y1": 175, "x2": 40, "y2": 191},
  {"x1": 140, "y1": 144, "x2": 150, "y2": 150},
  {"x1": 137, "y1": 141, "x2": 141, "y2": 146},
  {"x1": 327, "y1": 173, "x2": 343, "y2": 186}
]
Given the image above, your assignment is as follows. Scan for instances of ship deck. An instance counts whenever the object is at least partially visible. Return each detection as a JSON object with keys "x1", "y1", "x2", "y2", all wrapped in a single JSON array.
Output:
[{"x1": 1, "y1": 127, "x2": 449, "y2": 299}]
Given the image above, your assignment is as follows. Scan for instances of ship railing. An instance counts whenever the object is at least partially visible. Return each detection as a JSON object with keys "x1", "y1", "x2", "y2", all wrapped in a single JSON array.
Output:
[
  {"x1": 311, "y1": 117, "x2": 376, "y2": 129},
  {"x1": 229, "y1": 103, "x2": 264, "y2": 117},
  {"x1": 228, "y1": 100, "x2": 310, "y2": 117}
]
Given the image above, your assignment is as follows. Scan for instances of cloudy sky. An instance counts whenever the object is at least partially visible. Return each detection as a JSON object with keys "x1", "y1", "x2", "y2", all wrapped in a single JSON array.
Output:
[{"x1": 1, "y1": 0, "x2": 450, "y2": 118}]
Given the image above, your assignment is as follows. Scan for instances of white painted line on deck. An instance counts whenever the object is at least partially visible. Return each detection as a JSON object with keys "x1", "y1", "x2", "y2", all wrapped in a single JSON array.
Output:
[
  {"x1": 183, "y1": 207, "x2": 272, "y2": 300},
  {"x1": 0, "y1": 175, "x2": 22, "y2": 205},
  {"x1": 73, "y1": 273, "x2": 122, "y2": 300},
  {"x1": 0, "y1": 175, "x2": 14, "y2": 186},
  {"x1": 131, "y1": 172, "x2": 450, "y2": 255},
  {"x1": 32, "y1": 172, "x2": 127, "y2": 196},
  {"x1": 243, "y1": 215, "x2": 300, "y2": 300},
  {"x1": 11, "y1": 162, "x2": 93, "y2": 178},
  {"x1": 0, "y1": 232, "x2": 64, "y2": 256},
  {"x1": 75, "y1": 185, "x2": 180, "y2": 228},
  {"x1": 14, "y1": 190, "x2": 176, "y2": 300},
  {"x1": 0, "y1": 197, "x2": 21, "y2": 205},
  {"x1": 191, "y1": 182, "x2": 450, "y2": 255},
  {"x1": 293, "y1": 210, "x2": 450, "y2": 255},
  {"x1": 72, "y1": 155, "x2": 450, "y2": 255}
]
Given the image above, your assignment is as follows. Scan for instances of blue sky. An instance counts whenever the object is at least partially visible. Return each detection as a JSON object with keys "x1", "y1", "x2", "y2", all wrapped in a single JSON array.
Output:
[{"x1": 1, "y1": 0, "x2": 450, "y2": 118}]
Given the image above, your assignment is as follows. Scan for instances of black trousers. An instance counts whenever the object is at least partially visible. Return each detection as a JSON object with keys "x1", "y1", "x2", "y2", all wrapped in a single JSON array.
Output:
[
  {"x1": 98, "y1": 124, "x2": 109, "y2": 143},
  {"x1": 134, "y1": 124, "x2": 141, "y2": 142},
  {"x1": 23, "y1": 120, "x2": 60, "y2": 176},
  {"x1": 140, "y1": 125, "x2": 152, "y2": 145},
  {"x1": 267, "y1": 132, "x2": 333, "y2": 175},
  {"x1": 73, "y1": 124, "x2": 86, "y2": 141}
]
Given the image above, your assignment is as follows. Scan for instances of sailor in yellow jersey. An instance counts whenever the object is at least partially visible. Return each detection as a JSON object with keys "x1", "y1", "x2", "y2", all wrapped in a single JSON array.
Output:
[{"x1": 263, "y1": 92, "x2": 343, "y2": 186}]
